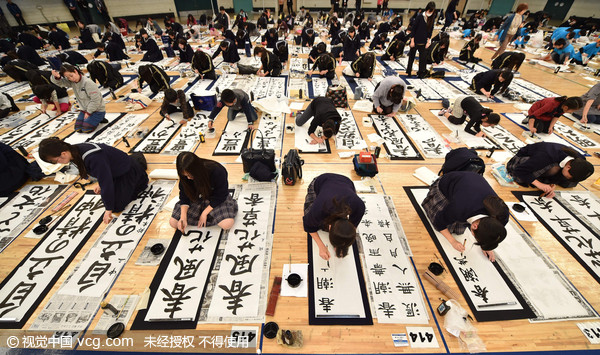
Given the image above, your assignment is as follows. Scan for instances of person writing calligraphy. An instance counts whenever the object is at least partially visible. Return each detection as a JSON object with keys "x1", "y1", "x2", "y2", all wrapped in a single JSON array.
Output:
[
  {"x1": 303, "y1": 173, "x2": 365, "y2": 261},
  {"x1": 295, "y1": 97, "x2": 342, "y2": 145},
  {"x1": 506, "y1": 142, "x2": 594, "y2": 198},
  {"x1": 170, "y1": 152, "x2": 238, "y2": 231},
  {"x1": 422, "y1": 171, "x2": 509, "y2": 262},
  {"x1": 38, "y1": 138, "x2": 149, "y2": 224}
]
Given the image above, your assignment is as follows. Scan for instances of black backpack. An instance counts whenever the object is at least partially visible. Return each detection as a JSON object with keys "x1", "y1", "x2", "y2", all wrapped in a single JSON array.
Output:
[
  {"x1": 439, "y1": 147, "x2": 485, "y2": 176},
  {"x1": 282, "y1": 149, "x2": 304, "y2": 185}
]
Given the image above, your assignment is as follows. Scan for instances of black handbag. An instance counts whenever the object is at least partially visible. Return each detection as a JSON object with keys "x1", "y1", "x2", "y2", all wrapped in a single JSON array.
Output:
[{"x1": 241, "y1": 129, "x2": 276, "y2": 173}]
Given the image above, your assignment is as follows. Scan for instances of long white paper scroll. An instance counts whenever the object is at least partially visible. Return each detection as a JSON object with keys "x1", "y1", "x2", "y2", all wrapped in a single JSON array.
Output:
[
  {"x1": 0, "y1": 112, "x2": 54, "y2": 145},
  {"x1": 251, "y1": 77, "x2": 287, "y2": 99},
  {"x1": 58, "y1": 181, "x2": 175, "y2": 297},
  {"x1": 0, "y1": 108, "x2": 39, "y2": 129},
  {"x1": 131, "y1": 118, "x2": 181, "y2": 154},
  {"x1": 63, "y1": 113, "x2": 123, "y2": 145},
  {"x1": 251, "y1": 113, "x2": 283, "y2": 150},
  {"x1": 358, "y1": 194, "x2": 429, "y2": 324},
  {"x1": 162, "y1": 112, "x2": 210, "y2": 155},
  {"x1": 212, "y1": 73, "x2": 237, "y2": 92},
  {"x1": 1, "y1": 80, "x2": 31, "y2": 97},
  {"x1": 289, "y1": 57, "x2": 308, "y2": 72},
  {"x1": 311, "y1": 231, "x2": 368, "y2": 319},
  {"x1": 408, "y1": 187, "x2": 533, "y2": 321},
  {"x1": 503, "y1": 113, "x2": 587, "y2": 155},
  {"x1": 206, "y1": 183, "x2": 274, "y2": 321},
  {"x1": 310, "y1": 77, "x2": 329, "y2": 98},
  {"x1": 11, "y1": 112, "x2": 78, "y2": 150},
  {"x1": 405, "y1": 78, "x2": 443, "y2": 100},
  {"x1": 553, "y1": 121, "x2": 600, "y2": 149},
  {"x1": 0, "y1": 184, "x2": 66, "y2": 252},
  {"x1": 520, "y1": 193, "x2": 600, "y2": 283},
  {"x1": 371, "y1": 115, "x2": 422, "y2": 160},
  {"x1": 397, "y1": 114, "x2": 450, "y2": 158},
  {"x1": 495, "y1": 221, "x2": 598, "y2": 321},
  {"x1": 559, "y1": 191, "x2": 600, "y2": 235},
  {"x1": 295, "y1": 115, "x2": 329, "y2": 153},
  {"x1": 145, "y1": 226, "x2": 222, "y2": 321},
  {"x1": 92, "y1": 113, "x2": 148, "y2": 146},
  {"x1": 0, "y1": 193, "x2": 104, "y2": 323},
  {"x1": 335, "y1": 108, "x2": 363, "y2": 150},
  {"x1": 482, "y1": 124, "x2": 526, "y2": 154},
  {"x1": 213, "y1": 114, "x2": 250, "y2": 156}
]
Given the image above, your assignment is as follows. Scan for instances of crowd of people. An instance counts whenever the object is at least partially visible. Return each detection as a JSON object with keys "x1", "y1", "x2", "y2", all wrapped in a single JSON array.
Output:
[{"x1": 0, "y1": 1, "x2": 598, "y2": 263}]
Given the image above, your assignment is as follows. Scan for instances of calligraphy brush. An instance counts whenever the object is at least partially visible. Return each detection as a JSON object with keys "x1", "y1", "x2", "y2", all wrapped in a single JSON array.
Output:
[{"x1": 116, "y1": 294, "x2": 132, "y2": 320}]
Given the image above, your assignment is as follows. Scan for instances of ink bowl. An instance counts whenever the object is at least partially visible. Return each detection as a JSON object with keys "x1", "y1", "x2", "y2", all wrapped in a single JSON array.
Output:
[
  {"x1": 263, "y1": 322, "x2": 279, "y2": 339},
  {"x1": 428, "y1": 262, "x2": 444, "y2": 276},
  {"x1": 286, "y1": 273, "x2": 302, "y2": 288},
  {"x1": 512, "y1": 204, "x2": 526, "y2": 213},
  {"x1": 150, "y1": 243, "x2": 165, "y2": 255}
]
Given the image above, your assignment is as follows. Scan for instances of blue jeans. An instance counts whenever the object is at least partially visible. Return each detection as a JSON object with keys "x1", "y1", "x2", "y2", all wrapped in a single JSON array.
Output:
[
  {"x1": 75, "y1": 111, "x2": 106, "y2": 133},
  {"x1": 573, "y1": 113, "x2": 599, "y2": 124}
]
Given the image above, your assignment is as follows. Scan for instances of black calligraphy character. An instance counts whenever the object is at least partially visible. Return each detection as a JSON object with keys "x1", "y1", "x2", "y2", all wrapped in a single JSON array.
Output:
[
  {"x1": 378, "y1": 302, "x2": 396, "y2": 318},
  {"x1": 389, "y1": 248, "x2": 398, "y2": 258},
  {"x1": 378, "y1": 220, "x2": 390, "y2": 228},
  {"x1": 460, "y1": 267, "x2": 479, "y2": 282},
  {"x1": 160, "y1": 282, "x2": 197, "y2": 318},
  {"x1": 186, "y1": 230, "x2": 214, "y2": 254},
  {"x1": 392, "y1": 264, "x2": 407, "y2": 274},
  {"x1": 219, "y1": 280, "x2": 253, "y2": 315},
  {"x1": 372, "y1": 282, "x2": 392, "y2": 294},
  {"x1": 222, "y1": 139, "x2": 241, "y2": 152},
  {"x1": 242, "y1": 208, "x2": 259, "y2": 227},
  {"x1": 363, "y1": 233, "x2": 376, "y2": 243},
  {"x1": 531, "y1": 197, "x2": 553, "y2": 213},
  {"x1": 384, "y1": 233, "x2": 393, "y2": 242},
  {"x1": 77, "y1": 260, "x2": 111, "y2": 292},
  {"x1": 73, "y1": 198, "x2": 104, "y2": 217},
  {"x1": 226, "y1": 254, "x2": 258, "y2": 275},
  {"x1": 396, "y1": 282, "x2": 415, "y2": 294},
  {"x1": 471, "y1": 285, "x2": 489, "y2": 303},
  {"x1": 453, "y1": 256, "x2": 468, "y2": 265},
  {"x1": 369, "y1": 248, "x2": 381, "y2": 257},
  {"x1": 244, "y1": 193, "x2": 264, "y2": 206},
  {"x1": 402, "y1": 302, "x2": 420, "y2": 317},
  {"x1": 55, "y1": 216, "x2": 93, "y2": 240},
  {"x1": 316, "y1": 277, "x2": 333, "y2": 290},
  {"x1": 0, "y1": 212, "x2": 20, "y2": 233},
  {"x1": 370, "y1": 263, "x2": 386, "y2": 276},
  {"x1": 100, "y1": 240, "x2": 134, "y2": 261},
  {"x1": 362, "y1": 220, "x2": 373, "y2": 227},
  {"x1": 174, "y1": 257, "x2": 203, "y2": 280},
  {"x1": 0, "y1": 281, "x2": 36, "y2": 317},
  {"x1": 318, "y1": 297, "x2": 334, "y2": 313},
  {"x1": 569, "y1": 195, "x2": 591, "y2": 209}
]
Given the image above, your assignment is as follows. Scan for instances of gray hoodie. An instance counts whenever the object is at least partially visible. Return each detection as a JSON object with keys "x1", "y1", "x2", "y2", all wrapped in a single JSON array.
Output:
[{"x1": 51, "y1": 74, "x2": 105, "y2": 113}]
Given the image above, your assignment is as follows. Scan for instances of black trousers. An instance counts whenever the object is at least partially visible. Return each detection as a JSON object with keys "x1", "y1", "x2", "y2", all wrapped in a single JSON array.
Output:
[
  {"x1": 13, "y1": 14, "x2": 26, "y2": 27},
  {"x1": 406, "y1": 44, "x2": 427, "y2": 76}
]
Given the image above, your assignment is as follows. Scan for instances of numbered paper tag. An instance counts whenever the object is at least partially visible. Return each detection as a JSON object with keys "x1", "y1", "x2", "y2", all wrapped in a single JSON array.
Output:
[
  {"x1": 406, "y1": 327, "x2": 439, "y2": 348},
  {"x1": 391, "y1": 333, "x2": 408, "y2": 347},
  {"x1": 577, "y1": 322, "x2": 600, "y2": 344},
  {"x1": 231, "y1": 326, "x2": 259, "y2": 349}
]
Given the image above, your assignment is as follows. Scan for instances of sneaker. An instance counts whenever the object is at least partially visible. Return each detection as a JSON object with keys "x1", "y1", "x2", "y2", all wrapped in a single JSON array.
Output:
[
  {"x1": 100, "y1": 118, "x2": 109, "y2": 124},
  {"x1": 521, "y1": 118, "x2": 529, "y2": 124},
  {"x1": 438, "y1": 109, "x2": 447, "y2": 116},
  {"x1": 514, "y1": 71, "x2": 521, "y2": 77}
]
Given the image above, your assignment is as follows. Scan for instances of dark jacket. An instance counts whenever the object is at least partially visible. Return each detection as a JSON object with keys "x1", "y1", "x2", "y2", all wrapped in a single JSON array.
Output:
[
  {"x1": 178, "y1": 162, "x2": 229, "y2": 208},
  {"x1": 411, "y1": 13, "x2": 432, "y2": 45},
  {"x1": 433, "y1": 171, "x2": 507, "y2": 231},
  {"x1": 96, "y1": 41, "x2": 129, "y2": 61},
  {"x1": 78, "y1": 28, "x2": 97, "y2": 50},
  {"x1": 140, "y1": 37, "x2": 163, "y2": 62},
  {"x1": 178, "y1": 43, "x2": 194, "y2": 63},
  {"x1": 427, "y1": 41, "x2": 446, "y2": 64},
  {"x1": 459, "y1": 39, "x2": 479, "y2": 61},
  {"x1": 192, "y1": 50, "x2": 215, "y2": 77},
  {"x1": 48, "y1": 29, "x2": 71, "y2": 50},
  {"x1": 18, "y1": 33, "x2": 44, "y2": 50},
  {"x1": 260, "y1": 50, "x2": 282, "y2": 76},
  {"x1": 212, "y1": 39, "x2": 240, "y2": 63},
  {"x1": 506, "y1": 142, "x2": 585, "y2": 187},
  {"x1": 139, "y1": 64, "x2": 170, "y2": 93},
  {"x1": 303, "y1": 173, "x2": 365, "y2": 233},
  {"x1": 306, "y1": 97, "x2": 342, "y2": 135},
  {"x1": 0, "y1": 142, "x2": 28, "y2": 197},
  {"x1": 17, "y1": 45, "x2": 46, "y2": 66},
  {"x1": 350, "y1": 53, "x2": 375, "y2": 78},
  {"x1": 472, "y1": 69, "x2": 511, "y2": 96},
  {"x1": 460, "y1": 97, "x2": 487, "y2": 135},
  {"x1": 58, "y1": 50, "x2": 89, "y2": 65},
  {"x1": 342, "y1": 34, "x2": 361, "y2": 61},
  {"x1": 208, "y1": 89, "x2": 255, "y2": 124}
]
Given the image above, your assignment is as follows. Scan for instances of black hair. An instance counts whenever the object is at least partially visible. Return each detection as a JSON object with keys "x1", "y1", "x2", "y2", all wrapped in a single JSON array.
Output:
[
  {"x1": 486, "y1": 112, "x2": 500, "y2": 125},
  {"x1": 554, "y1": 38, "x2": 567, "y2": 47},
  {"x1": 568, "y1": 158, "x2": 594, "y2": 182},
  {"x1": 306, "y1": 28, "x2": 314, "y2": 36},
  {"x1": 59, "y1": 63, "x2": 83, "y2": 76},
  {"x1": 39, "y1": 137, "x2": 88, "y2": 178},
  {"x1": 323, "y1": 199, "x2": 356, "y2": 258},
  {"x1": 32, "y1": 84, "x2": 55, "y2": 101},
  {"x1": 316, "y1": 42, "x2": 326, "y2": 53},
  {"x1": 253, "y1": 46, "x2": 267, "y2": 56},
  {"x1": 474, "y1": 33, "x2": 482, "y2": 41},
  {"x1": 388, "y1": 85, "x2": 405, "y2": 104},
  {"x1": 561, "y1": 96, "x2": 583, "y2": 110},
  {"x1": 440, "y1": 37, "x2": 450, "y2": 48},
  {"x1": 348, "y1": 26, "x2": 356, "y2": 35},
  {"x1": 220, "y1": 89, "x2": 236, "y2": 104},
  {"x1": 176, "y1": 151, "x2": 219, "y2": 203},
  {"x1": 220, "y1": 6, "x2": 225, "y2": 11},
  {"x1": 472, "y1": 196, "x2": 508, "y2": 250},
  {"x1": 322, "y1": 119, "x2": 336, "y2": 138},
  {"x1": 139, "y1": 28, "x2": 148, "y2": 36}
]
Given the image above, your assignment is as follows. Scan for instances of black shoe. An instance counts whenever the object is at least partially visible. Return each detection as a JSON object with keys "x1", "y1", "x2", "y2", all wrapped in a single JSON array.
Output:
[{"x1": 101, "y1": 118, "x2": 109, "y2": 124}]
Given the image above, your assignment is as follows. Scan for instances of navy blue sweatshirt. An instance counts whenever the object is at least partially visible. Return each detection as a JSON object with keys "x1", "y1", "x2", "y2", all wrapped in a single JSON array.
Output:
[
  {"x1": 507, "y1": 142, "x2": 584, "y2": 186},
  {"x1": 433, "y1": 171, "x2": 507, "y2": 231},
  {"x1": 303, "y1": 173, "x2": 365, "y2": 233},
  {"x1": 472, "y1": 69, "x2": 510, "y2": 96},
  {"x1": 96, "y1": 41, "x2": 129, "y2": 61},
  {"x1": 178, "y1": 44, "x2": 194, "y2": 63},
  {"x1": 140, "y1": 37, "x2": 163, "y2": 62},
  {"x1": 178, "y1": 162, "x2": 229, "y2": 208},
  {"x1": 212, "y1": 39, "x2": 240, "y2": 63},
  {"x1": 48, "y1": 29, "x2": 71, "y2": 50},
  {"x1": 411, "y1": 13, "x2": 432, "y2": 45},
  {"x1": 17, "y1": 45, "x2": 46, "y2": 66},
  {"x1": 306, "y1": 97, "x2": 342, "y2": 135},
  {"x1": 76, "y1": 143, "x2": 133, "y2": 211},
  {"x1": 342, "y1": 34, "x2": 361, "y2": 61}
]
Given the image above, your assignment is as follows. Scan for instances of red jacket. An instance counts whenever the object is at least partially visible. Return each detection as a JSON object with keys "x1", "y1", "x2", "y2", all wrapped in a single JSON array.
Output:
[{"x1": 528, "y1": 97, "x2": 563, "y2": 122}]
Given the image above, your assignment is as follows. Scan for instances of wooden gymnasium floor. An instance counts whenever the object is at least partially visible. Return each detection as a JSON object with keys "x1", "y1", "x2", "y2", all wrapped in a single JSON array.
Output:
[{"x1": 0, "y1": 21, "x2": 600, "y2": 354}]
